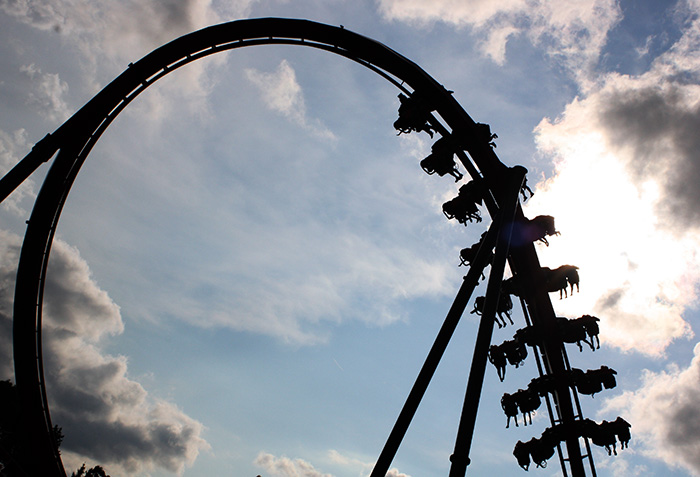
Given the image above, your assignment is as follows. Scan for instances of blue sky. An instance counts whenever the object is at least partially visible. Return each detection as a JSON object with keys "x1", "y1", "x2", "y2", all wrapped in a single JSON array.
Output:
[{"x1": 2, "y1": 0, "x2": 700, "y2": 476}]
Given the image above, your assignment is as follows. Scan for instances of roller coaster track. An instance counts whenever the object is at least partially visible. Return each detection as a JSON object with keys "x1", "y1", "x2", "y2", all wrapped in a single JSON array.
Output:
[{"x1": 1, "y1": 17, "x2": 601, "y2": 476}]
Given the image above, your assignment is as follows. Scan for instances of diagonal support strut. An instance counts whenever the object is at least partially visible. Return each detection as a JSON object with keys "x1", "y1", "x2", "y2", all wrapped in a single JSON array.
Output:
[
  {"x1": 448, "y1": 166, "x2": 526, "y2": 476},
  {"x1": 370, "y1": 167, "x2": 526, "y2": 477}
]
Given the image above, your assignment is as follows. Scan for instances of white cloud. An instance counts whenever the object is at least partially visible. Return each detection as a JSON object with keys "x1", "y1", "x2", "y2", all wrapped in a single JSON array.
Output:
[
  {"x1": 49, "y1": 337, "x2": 209, "y2": 475},
  {"x1": 0, "y1": 0, "x2": 254, "y2": 122},
  {"x1": 595, "y1": 455, "x2": 649, "y2": 476},
  {"x1": 246, "y1": 60, "x2": 337, "y2": 141},
  {"x1": 377, "y1": 1, "x2": 700, "y2": 358},
  {"x1": 601, "y1": 342, "x2": 700, "y2": 475},
  {"x1": 520, "y1": 5, "x2": 700, "y2": 356},
  {"x1": 523, "y1": 86, "x2": 697, "y2": 355},
  {"x1": 377, "y1": 0, "x2": 530, "y2": 29},
  {"x1": 0, "y1": 229, "x2": 209, "y2": 474},
  {"x1": 98, "y1": 85, "x2": 455, "y2": 346},
  {"x1": 42, "y1": 239, "x2": 123, "y2": 341},
  {"x1": 155, "y1": 222, "x2": 455, "y2": 345},
  {"x1": 0, "y1": 0, "x2": 229, "y2": 56},
  {"x1": 255, "y1": 452, "x2": 333, "y2": 477},
  {"x1": 327, "y1": 449, "x2": 373, "y2": 473},
  {"x1": 384, "y1": 470, "x2": 411, "y2": 477},
  {"x1": 377, "y1": 0, "x2": 621, "y2": 85},
  {"x1": 19, "y1": 63, "x2": 71, "y2": 122},
  {"x1": 256, "y1": 451, "x2": 412, "y2": 477}
]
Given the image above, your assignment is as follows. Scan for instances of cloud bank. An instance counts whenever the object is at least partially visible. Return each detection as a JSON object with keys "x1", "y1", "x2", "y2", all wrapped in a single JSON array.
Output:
[
  {"x1": 377, "y1": 1, "x2": 700, "y2": 474},
  {"x1": 379, "y1": 0, "x2": 700, "y2": 357},
  {"x1": 149, "y1": 206, "x2": 456, "y2": 345},
  {"x1": 19, "y1": 63, "x2": 71, "y2": 123},
  {"x1": 255, "y1": 452, "x2": 333, "y2": 477},
  {"x1": 255, "y1": 451, "x2": 412, "y2": 477},
  {"x1": 377, "y1": 0, "x2": 621, "y2": 84},
  {"x1": 0, "y1": 0, "x2": 227, "y2": 58},
  {"x1": 602, "y1": 343, "x2": 700, "y2": 475},
  {"x1": 1, "y1": 7, "x2": 457, "y2": 348},
  {"x1": 0, "y1": 229, "x2": 208, "y2": 474},
  {"x1": 0, "y1": 0, "x2": 257, "y2": 123},
  {"x1": 522, "y1": 5, "x2": 700, "y2": 355}
]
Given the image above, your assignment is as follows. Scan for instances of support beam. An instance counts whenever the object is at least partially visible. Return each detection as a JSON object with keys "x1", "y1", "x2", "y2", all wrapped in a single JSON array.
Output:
[
  {"x1": 370, "y1": 219, "x2": 501, "y2": 477},
  {"x1": 0, "y1": 134, "x2": 59, "y2": 204},
  {"x1": 448, "y1": 166, "x2": 525, "y2": 477}
]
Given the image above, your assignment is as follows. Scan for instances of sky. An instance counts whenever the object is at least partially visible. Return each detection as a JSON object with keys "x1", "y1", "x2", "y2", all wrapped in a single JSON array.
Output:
[{"x1": 1, "y1": 0, "x2": 700, "y2": 476}]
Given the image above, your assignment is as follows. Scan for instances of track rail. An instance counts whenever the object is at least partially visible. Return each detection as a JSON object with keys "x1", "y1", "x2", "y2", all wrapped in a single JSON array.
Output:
[{"x1": 6, "y1": 17, "x2": 585, "y2": 476}]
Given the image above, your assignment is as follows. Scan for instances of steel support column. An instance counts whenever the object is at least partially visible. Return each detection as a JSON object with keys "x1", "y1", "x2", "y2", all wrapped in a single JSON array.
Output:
[
  {"x1": 370, "y1": 210, "x2": 502, "y2": 477},
  {"x1": 448, "y1": 167, "x2": 525, "y2": 476}
]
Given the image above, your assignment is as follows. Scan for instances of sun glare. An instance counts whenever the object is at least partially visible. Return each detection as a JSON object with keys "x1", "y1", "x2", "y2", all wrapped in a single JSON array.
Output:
[{"x1": 524, "y1": 129, "x2": 694, "y2": 354}]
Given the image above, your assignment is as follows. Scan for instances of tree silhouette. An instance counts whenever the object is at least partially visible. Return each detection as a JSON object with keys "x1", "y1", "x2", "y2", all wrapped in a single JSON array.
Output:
[
  {"x1": 0, "y1": 380, "x2": 70, "y2": 476},
  {"x1": 71, "y1": 463, "x2": 111, "y2": 477}
]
